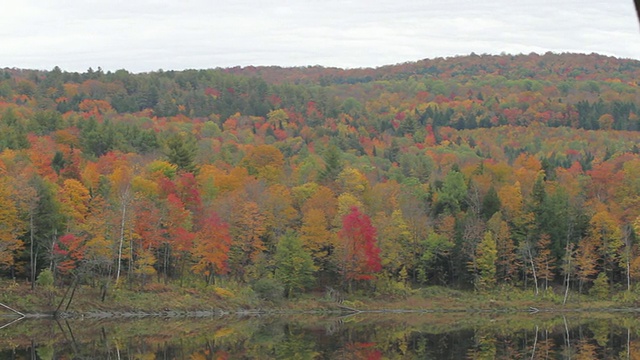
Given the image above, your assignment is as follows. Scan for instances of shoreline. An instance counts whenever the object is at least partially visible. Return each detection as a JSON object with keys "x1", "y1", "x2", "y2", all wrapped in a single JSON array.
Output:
[
  {"x1": 3, "y1": 280, "x2": 639, "y2": 321},
  {"x1": 4, "y1": 305, "x2": 640, "y2": 321}
]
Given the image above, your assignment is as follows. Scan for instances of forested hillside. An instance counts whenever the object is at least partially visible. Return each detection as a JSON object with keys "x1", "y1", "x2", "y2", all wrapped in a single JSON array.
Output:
[{"x1": 1, "y1": 52, "x2": 640, "y2": 298}]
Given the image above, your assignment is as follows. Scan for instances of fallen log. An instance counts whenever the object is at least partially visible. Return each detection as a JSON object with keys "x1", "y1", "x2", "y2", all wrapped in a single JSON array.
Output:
[{"x1": 0, "y1": 302, "x2": 25, "y2": 317}]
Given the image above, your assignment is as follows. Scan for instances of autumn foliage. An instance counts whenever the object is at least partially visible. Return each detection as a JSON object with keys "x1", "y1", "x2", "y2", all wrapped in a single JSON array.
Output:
[
  {"x1": 339, "y1": 207, "x2": 382, "y2": 282},
  {"x1": 1, "y1": 53, "x2": 640, "y2": 297}
]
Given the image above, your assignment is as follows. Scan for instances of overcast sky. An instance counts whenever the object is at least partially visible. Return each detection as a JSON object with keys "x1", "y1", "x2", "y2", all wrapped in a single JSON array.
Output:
[{"x1": 2, "y1": 0, "x2": 639, "y2": 73}]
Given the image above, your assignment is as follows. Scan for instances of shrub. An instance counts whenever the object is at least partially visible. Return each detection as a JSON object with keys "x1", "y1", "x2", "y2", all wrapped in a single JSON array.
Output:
[
  {"x1": 213, "y1": 287, "x2": 235, "y2": 299},
  {"x1": 143, "y1": 282, "x2": 171, "y2": 293},
  {"x1": 36, "y1": 269, "x2": 54, "y2": 288},
  {"x1": 374, "y1": 275, "x2": 412, "y2": 299},
  {"x1": 251, "y1": 277, "x2": 284, "y2": 302},
  {"x1": 590, "y1": 273, "x2": 610, "y2": 300}
]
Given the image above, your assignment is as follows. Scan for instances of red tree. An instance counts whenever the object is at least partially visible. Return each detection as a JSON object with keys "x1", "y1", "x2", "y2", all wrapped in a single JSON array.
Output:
[
  {"x1": 191, "y1": 213, "x2": 232, "y2": 285},
  {"x1": 54, "y1": 233, "x2": 85, "y2": 274},
  {"x1": 338, "y1": 207, "x2": 382, "y2": 285}
]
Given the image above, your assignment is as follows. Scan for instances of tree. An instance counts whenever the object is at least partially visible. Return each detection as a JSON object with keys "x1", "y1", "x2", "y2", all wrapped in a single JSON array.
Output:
[
  {"x1": 30, "y1": 176, "x2": 66, "y2": 281},
  {"x1": 375, "y1": 210, "x2": 413, "y2": 278},
  {"x1": 164, "y1": 193, "x2": 195, "y2": 281},
  {"x1": 534, "y1": 234, "x2": 555, "y2": 291},
  {"x1": 436, "y1": 169, "x2": 467, "y2": 214},
  {"x1": 80, "y1": 116, "x2": 116, "y2": 157},
  {"x1": 337, "y1": 167, "x2": 368, "y2": 197},
  {"x1": 11, "y1": 173, "x2": 39, "y2": 287},
  {"x1": 228, "y1": 201, "x2": 266, "y2": 281},
  {"x1": 0, "y1": 178, "x2": 25, "y2": 271},
  {"x1": 191, "y1": 213, "x2": 232, "y2": 285},
  {"x1": 81, "y1": 195, "x2": 112, "y2": 282},
  {"x1": 240, "y1": 144, "x2": 285, "y2": 182},
  {"x1": 132, "y1": 198, "x2": 164, "y2": 285},
  {"x1": 416, "y1": 232, "x2": 454, "y2": 285},
  {"x1": 274, "y1": 231, "x2": 316, "y2": 298},
  {"x1": 318, "y1": 144, "x2": 343, "y2": 185},
  {"x1": 474, "y1": 231, "x2": 497, "y2": 292},
  {"x1": 261, "y1": 184, "x2": 297, "y2": 242},
  {"x1": 588, "y1": 207, "x2": 623, "y2": 288},
  {"x1": 165, "y1": 132, "x2": 198, "y2": 174},
  {"x1": 575, "y1": 239, "x2": 598, "y2": 293},
  {"x1": 59, "y1": 179, "x2": 90, "y2": 232},
  {"x1": 109, "y1": 165, "x2": 133, "y2": 285},
  {"x1": 301, "y1": 186, "x2": 337, "y2": 222},
  {"x1": 53, "y1": 233, "x2": 85, "y2": 274},
  {"x1": 487, "y1": 212, "x2": 518, "y2": 283},
  {"x1": 481, "y1": 186, "x2": 501, "y2": 220},
  {"x1": 337, "y1": 207, "x2": 381, "y2": 290},
  {"x1": 300, "y1": 208, "x2": 335, "y2": 267},
  {"x1": 590, "y1": 272, "x2": 609, "y2": 299}
]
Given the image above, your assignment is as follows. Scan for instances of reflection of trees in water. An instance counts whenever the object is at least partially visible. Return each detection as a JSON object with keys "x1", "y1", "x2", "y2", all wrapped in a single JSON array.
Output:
[{"x1": 2, "y1": 315, "x2": 640, "y2": 359}]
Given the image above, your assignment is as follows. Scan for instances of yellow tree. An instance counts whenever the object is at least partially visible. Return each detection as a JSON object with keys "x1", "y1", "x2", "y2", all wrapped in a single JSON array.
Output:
[
  {"x1": 513, "y1": 153, "x2": 542, "y2": 196},
  {"x1": 374, "y1": 210, "x2": 412, "y2": 279},
  {"x1": 575, "y1": 239, "x2": 598, "y2": 293},
  {"x1": 487, "y1": 212, "x2": 518, "y2": 284},
  {"x1": 335, "y1": 192, "x2": 363, "y2": 226},
  {"x1": 474, "y1": 231, "x2": 497, "y2": 292},
  {"x1": 301, "y1": 185, "x2": 337, "y2": 222},
  {"x1": 229, "y1": 201, "x2": 266, "y2": 281},
  {"x1": 240, "y1": 144, "x2": 285, "y2": 183},
  {"x1": 109, "y1": 164, "x2": 134, "y2": 285},
  {"x1": 261, "y1": 184, "x2": 298, "y2": 244},
  {"x1": 498, "y1": 181, "x2": 534, "y2": 230},
  {"x1": 588, "y1": 206, "x2": 623, "y2": 288},
  {"x1": 59, "y1": 178, "x2": 90, "y2": 233},
  {"x1": 82, "y1": 195, "x2": 113, "y2": 279},
  {"x1": 300, "y1": 208, "x2": 335, "y2": 267},
  {"x1": 337, "y1": 167, "x2": 369, "y2": 199},
  {"x1": 291, "y1": 182, "x2": 319, "y2": 210},
  {"x1": 0, "y1": 178, "x2": 25, "y2": 270},
  {"x1": 267, "y1": 108, "x2": 289, "y2": 129},
  {"x1": 499, "y1": 181, "x2": 535, "y2": 285},
  {"x1": 534, "y1": 234, "x2": 555, "y2": 291}
]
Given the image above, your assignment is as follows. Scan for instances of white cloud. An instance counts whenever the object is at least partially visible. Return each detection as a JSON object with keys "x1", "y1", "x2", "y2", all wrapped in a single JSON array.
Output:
[{"x1": 1, "y1": 0, "x2": 638, "y2": 72}]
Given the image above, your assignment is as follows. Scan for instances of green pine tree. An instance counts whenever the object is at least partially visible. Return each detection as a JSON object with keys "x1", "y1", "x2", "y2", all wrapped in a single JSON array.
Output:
[
  {"x1": 165, "y1": 132, "x2": 199, "y2": 174},
  {"x1": 274, "y1": 231, "x2": 316, "y2": 298}
]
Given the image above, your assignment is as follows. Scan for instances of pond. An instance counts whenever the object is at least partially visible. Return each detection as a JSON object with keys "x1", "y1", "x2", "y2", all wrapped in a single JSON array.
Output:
[{"x1": 0, "y1": 312, "x2": 637, "y2": 359}]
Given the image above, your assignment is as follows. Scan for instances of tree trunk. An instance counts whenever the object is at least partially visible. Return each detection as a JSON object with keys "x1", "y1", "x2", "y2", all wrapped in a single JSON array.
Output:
[
  {"x1": 49, "y1": 228, "x2": 57, "y2": 271},
  {"x1": 30, "y1": 213, "x2": 35, "y2": 290},
  {"x1": 528, "y1": 247, "x2": 539, "y2": 296},
  {"x1": 563, "y1": 223, "x2": 574, "y2": 305},
  {"x1": 163, "y1": 244, "x2": 170, "y2": 284},
  {"x1": 627, "y1": 261, "x2": 631, "y2": 292},
  {"x1": 115, "y1": 201, "x2": 127, "y2": 285},
  {"x1": 544, "y1": 269, "x2": 548, "y2": 291},
  {"x1": 624, "y1": 225, "x2": 632, "y2": 292},
  {"x1": 65, "y1": 281, "x2": 79, "y2": 311},
  {"x1": 563, "y1": 260, "x2": 571, "y2": 305},
  {"x1": 531, "y1": 325, "x2": 539, "y2": 360},
  {"x1": 0, "y1": 302, "x2": 25, "y2": 317}
]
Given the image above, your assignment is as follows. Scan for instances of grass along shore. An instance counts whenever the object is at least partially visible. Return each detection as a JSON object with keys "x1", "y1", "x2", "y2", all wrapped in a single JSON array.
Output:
[{"x1": 2, "y1": 278, "x2": 640, "y2": 319}]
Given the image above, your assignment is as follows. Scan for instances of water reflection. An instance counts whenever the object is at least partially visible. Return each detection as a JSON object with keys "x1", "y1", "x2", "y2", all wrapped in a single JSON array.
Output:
[{"x1": 0, "y1": 312, "x2": 638, "y2": 359}]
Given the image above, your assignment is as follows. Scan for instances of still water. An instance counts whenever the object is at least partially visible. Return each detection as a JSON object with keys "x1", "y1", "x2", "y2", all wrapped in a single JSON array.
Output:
[{"x1": 0, "y1": 312, "x2": 637, "y2": 359}]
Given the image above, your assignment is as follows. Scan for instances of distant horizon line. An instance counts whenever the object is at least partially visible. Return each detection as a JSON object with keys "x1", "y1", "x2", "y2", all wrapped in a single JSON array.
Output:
[{"x1": 2, "y1": 51, "x2": 638, "y2": 75}]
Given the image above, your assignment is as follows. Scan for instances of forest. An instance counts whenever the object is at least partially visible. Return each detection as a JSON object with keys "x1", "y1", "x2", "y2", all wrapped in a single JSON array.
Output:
[{"x1": 1, "y1": 52, "x2": 640, "y2": 302}]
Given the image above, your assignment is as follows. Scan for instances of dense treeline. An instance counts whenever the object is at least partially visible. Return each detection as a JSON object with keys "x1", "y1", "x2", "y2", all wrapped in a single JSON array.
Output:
[{"x1": 1, "y1": 52, "x2": 640, "y2": 299}]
